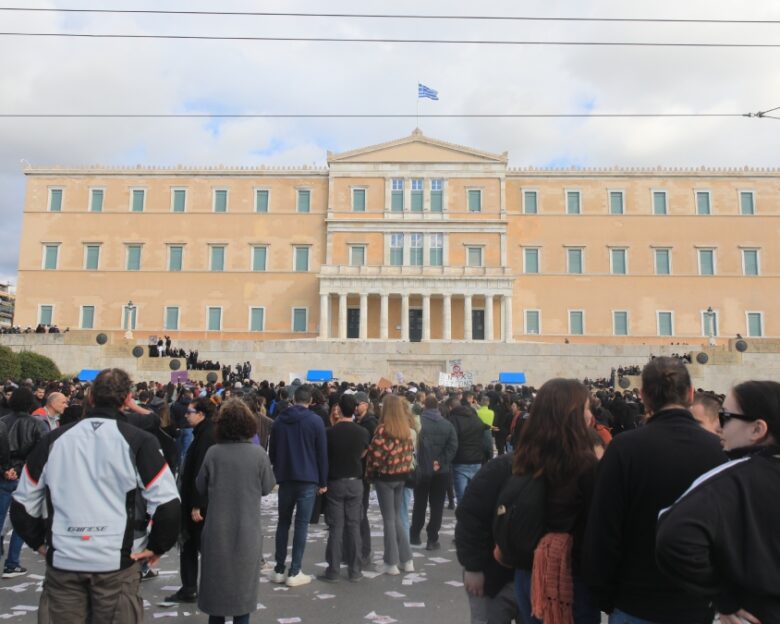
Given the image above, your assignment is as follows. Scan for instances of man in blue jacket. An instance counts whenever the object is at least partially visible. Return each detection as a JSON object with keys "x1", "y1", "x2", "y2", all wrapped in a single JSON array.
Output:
[{"x1": 269, "y1": 385, "x2": 328, "y2": 587}]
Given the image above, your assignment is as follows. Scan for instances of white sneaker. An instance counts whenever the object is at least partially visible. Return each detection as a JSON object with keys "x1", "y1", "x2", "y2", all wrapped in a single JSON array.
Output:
[
  {"x1": 285, "y1": 571, "x2": 312, "y2": 587},
  {"x1": 400, "y1": 560, "x2": 414, "y2": 573},
  {"x1": 383, "y1": 564, "x2": 400, "y2": 576},
  {"x1": 268, "y1": 571, "x2": 287, "y2": 584},
  {"x1": 260, "y1": 561, "x2": 275, "y2": 574}
]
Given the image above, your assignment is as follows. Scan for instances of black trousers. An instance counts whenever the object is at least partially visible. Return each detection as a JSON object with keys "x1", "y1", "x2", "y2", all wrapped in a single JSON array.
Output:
[
  {"x1": 180, "y1": 518, "x2": 203, "y2": 594},
  {"x1": 410, "y1": 472, "x2": 449, "y2": 543}
]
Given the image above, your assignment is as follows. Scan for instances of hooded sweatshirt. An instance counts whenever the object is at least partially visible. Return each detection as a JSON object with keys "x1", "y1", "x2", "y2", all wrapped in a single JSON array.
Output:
[{"x1": 269, "y1": 404, "x2": 328, "y2": 487}]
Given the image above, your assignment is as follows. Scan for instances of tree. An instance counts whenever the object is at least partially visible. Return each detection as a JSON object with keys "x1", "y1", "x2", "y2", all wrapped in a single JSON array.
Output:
[
  {"x1": 17, "y1": 350, "x2": 61, "y2": 381},
  {"x1": 0, "y1": 345, "x2": 21, "y2": 381}
]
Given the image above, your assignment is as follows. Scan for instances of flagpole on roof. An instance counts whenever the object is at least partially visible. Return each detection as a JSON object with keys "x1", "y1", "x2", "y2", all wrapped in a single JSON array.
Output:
[{"x1": 416, "y1": 81, "x2": 419, "y2": 129}]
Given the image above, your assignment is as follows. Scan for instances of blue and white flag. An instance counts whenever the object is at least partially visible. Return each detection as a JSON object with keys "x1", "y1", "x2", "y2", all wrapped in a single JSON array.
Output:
[{"x1": 418, "y1": 83, "x2": 439, "y2": 100}]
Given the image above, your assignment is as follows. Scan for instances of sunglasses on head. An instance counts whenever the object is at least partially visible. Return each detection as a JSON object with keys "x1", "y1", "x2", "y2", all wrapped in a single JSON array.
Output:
[{"x1": 718, "y1": 409, "x2": 757, "y2": 428}]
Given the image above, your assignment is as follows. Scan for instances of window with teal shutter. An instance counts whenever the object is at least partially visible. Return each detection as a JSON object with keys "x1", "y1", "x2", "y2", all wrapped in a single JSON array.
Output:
[
  {"x1": 250, "y1": 308, "x2": 265, "y2": 332},
  {"x1": 567, "y1": 248, "x2": 583, "y2": 274},
  {"x1": 526, "y1": 310, "x2": 540, "y2": 334},
  {"x1": 252, "y1": 246, "x2": 267, "y2": 272},
  {"x1": 653, "y1": 191, "x2": 667, "y2": 215},
  {"x1": 614, "y1": 311, "x2": 628, "y2": 336},
  {"x1": 131, "y1": 189, "x2": 145, "y2": 212},
  {"x1": 90, "y1": 189, "x2": 103, "y2": 212},
  {"x1": 696, "y1": 191, "x2": 710, "y2": 215},
  {"x1": 429, "y1": 233, "x2": 443, "y2": 266},
  {"x1": 566, "y1": 191, "x2": 581, "y2": 214},
  {"x1": 524, "y1": 248, "x2": 539, "y2": 274},
  {"x1": 743, "y1": 249, "x2": 759, "y2": 276},
  {"x1": 655, "y1": 249, "x2": 671, "y2": 275},
  {"x1": 524, "y1": 190, "x2": 538, "y2": 214},
  {"x1": 409, "y1": 234, "x2": 423, "y2": 266},
  {"x1": 127, "y1": 245, "x2": 141, "y2": 271},
  {"x1": 294, "y1": 247, "x2": 309, "y2": 272},
  {"x1": 609, "y1": 191, "x2": 624, "y2": 215},
  {"x1": 430, "y1": 179, "x2": 443, "y2": 212},
  {"x1": 569, "y1": 311, "x2": 584, "y2": 335},
  {"x1": 39, "y1": 305, "x2": 53, "y2": 325},
  {"x1": 43, "y1": 245, "x2": 59, "y2": 270},
  {"x1": 611, "y1": 249, "x2": 627, "y2": 274},
  {"x1": 85, "y1": 245, "x2": 100, "y2": 270},
  {"x1": 740, "y1": 191, "x2": 755, "y2": 215},
  {"x1": 256, "y1": 189, "x2": 269, "y2": 213},
  {"x1": 297, "y1": 190, "x2": 311, "y2": 213},
  {"x1": 390, "y1": 233, "x2": 403, "y2": 265},
  {"x1": 293, "y1": 308, "x2": 307, "y2": 332},
  {"x1": 172, "y1": 189, "x2": 186, "y2": 213},
  {"x1": 411, "y1": 179, "x2": 423, "y2": 212},
  {"x1": 165, "y1": 306, "x2": 179, "y2": 330},
  {"x1": 81, "y1": 306, "x2": 95, "y2": 329},
  {"x1": 207, "y1": 307, "x2": 221, "y2": 331},
  {"x1": 658, "y1": 312, "x2": 673, "y2": 336},
  {"x1": 747, "y1": 312, "x2": 762, "y2": 337},
  {"x1": 391, "y1": 179, "x2": 404, "y2": 212},
  {"x1": 49, "y1": 189, "x2": 63, "y2": 212},
  {"x1": 699, "y1": 249, "x2": 715, "y2": 275},
  {"x1": 169, "y1": 246, "x2": 183, "y2": 272},
  {"x1": 353, "y1": 189, "x2": 366, "y2": 212},
  {"x1": 210, "y1": 246, "x2": 225, "y2": 271},
  {"x1": 468, "y1": 190, "x2": 482, "y2": 212},
  {"x1": 214, "y1": 190, "x2": 227, "y2": 213}
]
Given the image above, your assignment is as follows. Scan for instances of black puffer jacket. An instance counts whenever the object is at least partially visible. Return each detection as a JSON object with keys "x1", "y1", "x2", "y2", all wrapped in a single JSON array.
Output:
[
  {"x1": 1, "y1": 412, "x2": 47, "y2": 473},
  {"x1": 450, "y1": 405, "x2": 487, "y2": 465},
  {"x1": 420, "y1": 409, "x2": 458, "y2": 474}
]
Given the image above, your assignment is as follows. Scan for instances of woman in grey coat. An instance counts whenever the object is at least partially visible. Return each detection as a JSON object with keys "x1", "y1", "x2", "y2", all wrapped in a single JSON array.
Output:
[{"x1": 196, "y1": 398, "x2": 276, "y2": 624}]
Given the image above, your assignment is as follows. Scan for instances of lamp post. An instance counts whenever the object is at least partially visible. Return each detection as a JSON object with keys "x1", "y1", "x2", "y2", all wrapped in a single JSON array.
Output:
[{"x1": 705, "y1": 306, "x2": 716, "y2": 346}]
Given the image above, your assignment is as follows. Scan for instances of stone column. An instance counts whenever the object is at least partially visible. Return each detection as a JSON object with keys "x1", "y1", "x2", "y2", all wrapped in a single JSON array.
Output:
[
  {"x1": 338, "y1": 293, "x2": 347, "y2": 340},
  {"x1": 422, "y1": 294, "x2": 431, "y2": 341},
  {"x1": 442, "y1": 294, "x2": 452, "y2": 341},
  {"x1": 319, "y1": 293, "x2": 329, "y2": 339},
  {"x1": 401, "y1": 293, "x2": 410, "y2": 341},
  {"x1": 485, "y1": 294, "x2": 494, "y2": 341},
  {"x1": 359, "y1": 293, "x2": 368, "y2": 340},
  {"x1": 380, "y1": 293, "x2": 389, "y2": 340},
  {"x1": 503, "y1": 294, "x2": 513, "y2": 343},
  {"x1": 464, "y1": 294, "x2": 473, "y2": 341}
]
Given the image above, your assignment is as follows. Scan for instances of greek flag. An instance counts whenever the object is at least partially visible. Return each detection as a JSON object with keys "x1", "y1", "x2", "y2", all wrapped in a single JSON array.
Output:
[{"x1": 418, "y1": 83, "x2": 439, "y2": 100}]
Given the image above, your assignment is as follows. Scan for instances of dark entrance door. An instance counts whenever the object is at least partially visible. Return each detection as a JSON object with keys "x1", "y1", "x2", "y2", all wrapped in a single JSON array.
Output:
[
  {"x1": 409, "y1": 309, "x2": 423, "y2": 342},
  {"x1": 472, "y1": 310, "x2": 485, "y2": 340},
  {"x1": 347, "y1": 308, "x2": 360, "y2": 339}
]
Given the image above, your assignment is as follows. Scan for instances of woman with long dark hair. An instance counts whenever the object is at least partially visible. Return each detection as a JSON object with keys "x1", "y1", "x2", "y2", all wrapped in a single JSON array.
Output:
[{"x1": 511, "y1": 378, "x2": 600, "y2": 624}]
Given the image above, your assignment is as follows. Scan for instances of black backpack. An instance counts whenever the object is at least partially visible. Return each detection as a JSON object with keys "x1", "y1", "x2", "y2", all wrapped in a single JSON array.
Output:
[{"x1": 492, "y1": 473, "x2": 546, "y2": 568}]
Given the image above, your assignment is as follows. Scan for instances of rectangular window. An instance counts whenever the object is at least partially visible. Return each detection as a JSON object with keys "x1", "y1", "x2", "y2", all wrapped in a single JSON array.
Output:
[
  {"x1": 172, "y1": 189, "x2": 186, "y2": 213},
  {"x1": 524, "y1": 248, "x2": 539, "y2": 274},
  {"x1": 390, "y1": 233, "x2": 404, "y2": 266},
  {"x1": 410, "y1": 233, "x2": 423, "y2": 266},
  {"x1": 467, "y1": 246, "x2": 483, "y2": 267},
  {"x1": 350, "y1": 245, "x2": 366, "y2": 267},
  {"x1": 610, "y1": 248, "x2": 627, "y2": 275},
  {"x1": 609, "y1": 191, "x2": 624, "y2": 215},
  {"x1": 658, "y1": 311, "x2": 674, "y2": 337},
  {"x1": 352, "y1": 188, "x2": 366, "y2": 212},
  {"x1": 90, "y1": 189, "x2": 103, "y2": 212},
  {"x1": 653, "y1": 191, "x2": 667, "y2": 215},
  {"x1": 566, "y1": 190, "x2": 581, "y2": 215},
  {"x1": 525, "y1": 310, "x2": 540, "y2": 335},
  {"x1": 702, "y1": 310, "x2": 719, "y2": 337},
  {"x1": 131, "y1": 189, "x2": 145, "y2": 212},
  {"x1": 411, "y1": 179, "x2": 423, "y2": 212},
  {"x1": 164, "y1": 306, "x2": 179, "y2": 331},
  {"x1": 84, "y1": 245, "x2": 100, "y2": 271},
  {"x1": 49, "y1": 188, "x2": 63, "y2": 212},
  {"x1": 747, "y1": 312, "x2": 763, "y2": 337},
  {"x1": 252, "y1": 246, "x2": 267, "y2": 272},
  {"x1": 43, "y1": 244, "x2": 59, "y2": 270},
  {"x1": 255, "y1": 189, "x2": 269, "y2": 213},
  {"x1": 698, "y1": 248, "x2": 715, "y2": 275},
  {"x1": 743, "y1": 249, "x2": 759, "y2": 276},
  {"x1": 126, "y1": 245, "x2": 142, "y2": 271},
  {"x1": 250, "y1": 307, "x2": 265, "y2": 332},
  {"x1": 567, "y1": 248, "x2": 583, "y2": 274},
  {"x1": 210, "y1": 245, "x2": 225, "y2": 272},
  {"x1": 294, "y1": 246, "x2": 309, "y2": 272},
  {"x1": 297, "y1": 189, "x2": 311, "y2": 213},
  {"x1": 168, "y1": 245, "x2": 183, "y2": 272},
  {"x1": 292, "y1": 308, "x2": 308, "y2": 332},
  {"x1": 430, "y1": 179, "x2": 443, "y2": 212},
  {"x1": 569, "y1": 310, "x2": 584, "y2": 335},
  {"x1": 213, "y1": 189, "x2": 228, "y2": 213},
  {"x1": 122, "y1": 305, "x2": 137, "y2": 331},
  {"x1": 613, "y1": 311, "x2": 629, "y2": 336},
  {"x1": 696, "y1": 191, "x2": 711, "y2": 215},
  {"x1": 468, "y1": 189, "x2": 482, "y2": 212},
  {"x1": 429, "y1": 233, "x2": 443, "y2": 266},
  {"x1": 207, "y1": 307, "x2": 222, "y2": 331},
  {"x1": 39, "y1": 305, "x2": 53, "y2": 326},
  {"x1": 740, "y1": 191, "x2": 755, "y2": 215},
  {"x1": 80, "y1": 305, "x2": 95, "y2": 330},
  {"x1": 391, "y1": 179, "x2": 404, "y2": 212},
  {"x1": 523, "y1": 190, "x2": 538, "y2": 214},
  {"x1": 655, "y1": 248, "x2": 671, "y2": 275}
]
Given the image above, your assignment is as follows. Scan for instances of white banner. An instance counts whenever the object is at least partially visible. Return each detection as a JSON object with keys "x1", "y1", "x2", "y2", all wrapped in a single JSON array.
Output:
[{"x1": 438, "y1": 372, "x2": 473, "y2": 388}]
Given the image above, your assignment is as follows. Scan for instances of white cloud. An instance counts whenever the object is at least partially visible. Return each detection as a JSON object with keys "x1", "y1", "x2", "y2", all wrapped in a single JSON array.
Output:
[{"x1": 1, "y1": 0, "x2": 779, "y2": 281}]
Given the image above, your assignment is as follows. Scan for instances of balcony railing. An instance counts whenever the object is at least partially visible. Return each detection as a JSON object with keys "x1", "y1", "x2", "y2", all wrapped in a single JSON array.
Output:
[{"x1": 319, "y1": 265, "x2": 512, "y2": 277}]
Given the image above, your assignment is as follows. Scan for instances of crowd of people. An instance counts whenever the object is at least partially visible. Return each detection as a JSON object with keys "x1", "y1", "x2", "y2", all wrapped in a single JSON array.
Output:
[
  {"x1": 0, "y1": 325, "x2": 68, "y2": 334},
  {"x1": 0, "y1": 358, "x2": 777, "y2": 623}
]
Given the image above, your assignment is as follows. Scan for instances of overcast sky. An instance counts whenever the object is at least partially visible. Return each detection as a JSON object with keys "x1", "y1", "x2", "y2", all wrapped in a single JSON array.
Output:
[{"x1": 2, "y1": 0, "x2": 780, "y2": 286}]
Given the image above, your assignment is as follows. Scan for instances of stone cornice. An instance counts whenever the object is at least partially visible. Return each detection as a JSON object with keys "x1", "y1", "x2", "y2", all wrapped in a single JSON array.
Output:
[
  {"x1": 23, "y1": 165, "x2": 328, "y2": 177},
  {"x1": 508, "y1": 166, "x2": 780, "y2": 178}
]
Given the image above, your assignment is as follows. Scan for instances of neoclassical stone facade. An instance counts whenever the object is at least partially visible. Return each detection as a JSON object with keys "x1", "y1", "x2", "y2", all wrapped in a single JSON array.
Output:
[{"x1": 15, "y1": 130, "x2": 780, "y2": 343}]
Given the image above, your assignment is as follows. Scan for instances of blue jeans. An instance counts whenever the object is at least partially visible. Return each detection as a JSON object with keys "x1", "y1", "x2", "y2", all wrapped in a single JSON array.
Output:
[
  {"x1": 515, "y1": 569, "x2": 600, "y2": 624},
  {"x1": 176, "y1": 427, "x2": 194, "y2": 468},
  {"x1": 0, "y1": 479, "x2": 24, "y2": 568},
  {"x1": 452, "y1": 463, "x2": 481, "y2": 505},
  {"x1": 608, "y1": 610, "x2": 660, "y2": 624},
  {"x1": 400, "y1": 487, "x2": 412, "y2": 537},
  {"x1": 275, "y1": 481, "x2": 317, "y2": 576}
]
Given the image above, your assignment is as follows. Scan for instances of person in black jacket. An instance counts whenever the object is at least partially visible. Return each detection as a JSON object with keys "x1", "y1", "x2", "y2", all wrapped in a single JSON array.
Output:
[
  {"x1": 166, "y1": 397, "x2": 217, "y2": 603},
  {"x1": 656, "y1": 380, "x2": 780, "y2": 624},
  {"x1": 582, "y1": 357, "x2": 727, "y2": 624},
  {"x1": 455, "y1": 453, "x2": 518, "y2": 624},
  {"x1": 0, "y1": 387, "x2": 46, "y2": 577},
  {"x1": 450, "y1": 404, "x2": 489, "y2": 506}
]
